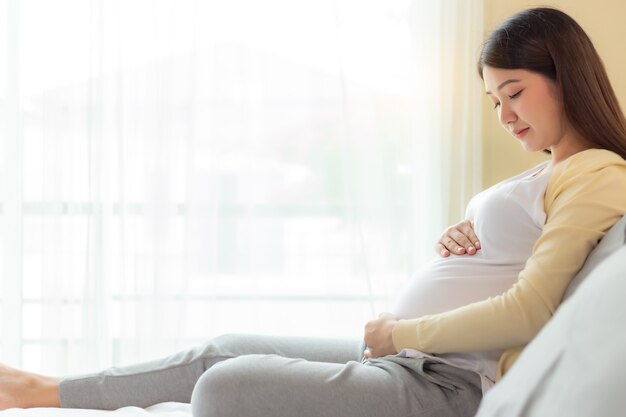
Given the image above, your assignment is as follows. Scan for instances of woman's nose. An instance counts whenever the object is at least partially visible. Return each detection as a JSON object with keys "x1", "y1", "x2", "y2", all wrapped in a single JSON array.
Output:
[{"x1": 498, "y1": 103, "x2": 517, "y2": 126}]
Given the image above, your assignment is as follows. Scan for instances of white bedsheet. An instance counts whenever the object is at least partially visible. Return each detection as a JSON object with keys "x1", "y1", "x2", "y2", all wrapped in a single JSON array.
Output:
[{"x1": 0, "y1": 402, "x2": 191, "y2": 417}]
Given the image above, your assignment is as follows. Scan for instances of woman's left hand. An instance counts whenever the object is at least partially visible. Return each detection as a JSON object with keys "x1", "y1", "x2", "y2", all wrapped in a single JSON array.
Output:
[{"x1": 363, "y1": 313, "x2": 400, "y2": 359}]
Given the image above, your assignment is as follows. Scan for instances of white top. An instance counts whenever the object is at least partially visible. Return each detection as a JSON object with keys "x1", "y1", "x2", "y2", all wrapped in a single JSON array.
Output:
[{"x1": 391, "y1": 161, "x2": 551, "y2": 393}]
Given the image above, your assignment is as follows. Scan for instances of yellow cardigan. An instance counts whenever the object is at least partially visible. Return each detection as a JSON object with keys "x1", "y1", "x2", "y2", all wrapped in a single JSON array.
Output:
[{"x1": 392, "y1": 148, "x2": 626, "y2": 380}]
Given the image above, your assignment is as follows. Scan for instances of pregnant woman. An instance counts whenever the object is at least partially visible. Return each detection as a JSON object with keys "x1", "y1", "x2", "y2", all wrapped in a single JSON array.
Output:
[{"x1": 2, "y1": 7, "x2": 626, "y2": 417}]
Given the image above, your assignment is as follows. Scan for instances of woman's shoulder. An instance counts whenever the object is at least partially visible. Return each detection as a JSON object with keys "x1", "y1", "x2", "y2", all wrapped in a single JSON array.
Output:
[
  {"x1": 546, "y1": 148, "x2": 626, "y2": 204},
  {"x1": 553, "y1": 148, "x2": 626, "y2": 175}
]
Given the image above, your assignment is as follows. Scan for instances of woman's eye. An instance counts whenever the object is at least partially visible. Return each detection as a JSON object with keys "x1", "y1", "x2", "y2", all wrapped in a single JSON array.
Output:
[
  {"x1": 508, "y1": 90, "x2": 523, "y2": 99},
  {"x1": 492, "y1": 89, "x2": 523, "y2": 110}
]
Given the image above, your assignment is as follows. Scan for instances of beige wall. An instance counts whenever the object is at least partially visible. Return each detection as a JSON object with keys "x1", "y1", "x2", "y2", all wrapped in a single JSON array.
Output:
[{"x1": 481, "y1": 1, "x2": 626, "y2": 187}]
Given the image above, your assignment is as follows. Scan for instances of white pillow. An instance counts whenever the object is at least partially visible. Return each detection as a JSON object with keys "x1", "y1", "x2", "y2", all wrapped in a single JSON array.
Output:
[{"x1": 475, "y1": 244, "x2": 626, "y2": 417}]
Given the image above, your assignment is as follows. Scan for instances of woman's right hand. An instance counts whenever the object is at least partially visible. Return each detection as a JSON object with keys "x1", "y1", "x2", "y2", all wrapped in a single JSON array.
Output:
[{"x1": 435, "y1": 220, "x2": 481, "y2": 257}]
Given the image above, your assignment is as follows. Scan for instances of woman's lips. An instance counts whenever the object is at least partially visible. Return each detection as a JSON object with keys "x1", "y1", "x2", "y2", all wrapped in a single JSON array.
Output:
[{"x1": 513, "y1": 127, "x2": 529, "y2": 139}]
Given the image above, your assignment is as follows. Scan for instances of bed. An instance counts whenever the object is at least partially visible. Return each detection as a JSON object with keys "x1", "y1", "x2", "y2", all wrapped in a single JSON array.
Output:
[{"x1": 0, "y1": 402, "x2": 191, "y2": 417}]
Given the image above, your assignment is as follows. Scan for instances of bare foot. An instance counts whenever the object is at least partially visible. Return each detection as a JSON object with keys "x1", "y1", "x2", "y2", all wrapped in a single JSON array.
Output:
[{"x1": 0, "y1": 363, "x2": 61, "y2": 409}]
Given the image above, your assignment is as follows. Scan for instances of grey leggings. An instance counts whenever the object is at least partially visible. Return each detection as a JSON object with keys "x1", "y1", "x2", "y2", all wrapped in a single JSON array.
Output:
[{"x1": 59, "y1": 334, "x2": 482, "y2": 417}]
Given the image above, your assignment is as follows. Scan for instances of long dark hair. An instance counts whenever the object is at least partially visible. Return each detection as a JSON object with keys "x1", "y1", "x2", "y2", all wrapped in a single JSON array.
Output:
[{"x1": 478, "y1": 7, "x2": 626, "y2": 160}]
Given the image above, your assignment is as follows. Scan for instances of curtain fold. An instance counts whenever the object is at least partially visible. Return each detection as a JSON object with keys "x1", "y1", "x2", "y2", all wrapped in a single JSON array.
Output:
[{"x1": 0, "y1": 0, "x2": 483, "y2": 374}]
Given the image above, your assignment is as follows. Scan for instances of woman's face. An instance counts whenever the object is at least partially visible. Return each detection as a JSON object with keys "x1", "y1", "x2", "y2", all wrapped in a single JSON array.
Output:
[{"x1": 482, "y1": 66, "x2": 587, "y2": 162}]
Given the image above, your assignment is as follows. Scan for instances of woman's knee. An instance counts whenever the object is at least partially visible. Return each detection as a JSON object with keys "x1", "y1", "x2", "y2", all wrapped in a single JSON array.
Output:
[
  {"x1": 196, "y1": 333, "x2": 242, "y2": 360},
  {"x1": 190, "y1": 356, "x2": 253, "y2": 417}
]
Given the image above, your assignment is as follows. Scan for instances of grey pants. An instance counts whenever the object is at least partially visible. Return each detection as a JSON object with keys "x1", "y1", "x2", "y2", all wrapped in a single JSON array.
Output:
[{"x1": 59, "y1": 334, "x2": 482, "y2": 417}]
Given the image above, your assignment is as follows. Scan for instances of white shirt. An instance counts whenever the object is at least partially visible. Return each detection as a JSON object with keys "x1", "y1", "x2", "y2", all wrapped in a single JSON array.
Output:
[{"x1": 391, "y1": 161, "x2": 551, "y2": 393}]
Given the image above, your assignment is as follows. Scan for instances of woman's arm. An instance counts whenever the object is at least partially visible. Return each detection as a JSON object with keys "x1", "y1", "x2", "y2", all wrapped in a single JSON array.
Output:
[{"x1": 392, "y1": 150, "x2": 626, "y2": 354}]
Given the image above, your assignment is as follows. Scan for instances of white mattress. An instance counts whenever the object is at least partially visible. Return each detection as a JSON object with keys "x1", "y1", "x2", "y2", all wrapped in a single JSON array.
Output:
[{"x1": 0, "y1": 402, "x2": 191, "y2": 417}]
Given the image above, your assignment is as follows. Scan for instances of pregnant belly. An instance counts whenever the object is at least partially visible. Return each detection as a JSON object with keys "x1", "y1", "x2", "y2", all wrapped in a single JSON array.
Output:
[{"x1": 391, "y1": 256, "x2": 523, "y2": 319}]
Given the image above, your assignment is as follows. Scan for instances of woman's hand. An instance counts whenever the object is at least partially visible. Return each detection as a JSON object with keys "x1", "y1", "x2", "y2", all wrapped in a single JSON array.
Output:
[
  {"x1": 363, "y1": 313, "x2": 400, "y2": 359},
  {"x1": 435, "y1": 220, "x2": 481, "y2": 257}
]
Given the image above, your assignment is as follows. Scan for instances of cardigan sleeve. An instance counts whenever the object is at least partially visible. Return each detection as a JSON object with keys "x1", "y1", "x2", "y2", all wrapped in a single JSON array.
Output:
[{"x1": 392, "y1": 150, "x2": 626, "y2": 354}]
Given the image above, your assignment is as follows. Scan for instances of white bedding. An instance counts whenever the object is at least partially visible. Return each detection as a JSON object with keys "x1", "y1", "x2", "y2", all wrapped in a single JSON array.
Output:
[{"x1": 0, "y1": 402, "x2": 191, "y2": 417}]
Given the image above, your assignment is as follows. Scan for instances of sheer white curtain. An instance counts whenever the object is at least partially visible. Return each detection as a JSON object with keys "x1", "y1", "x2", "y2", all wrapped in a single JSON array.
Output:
[{"x1": 0, "y1": 0, "x2": 483, "y2": 375}]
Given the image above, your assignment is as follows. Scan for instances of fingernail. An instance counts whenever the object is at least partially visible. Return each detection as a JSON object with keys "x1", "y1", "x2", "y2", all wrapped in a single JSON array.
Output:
[
  {"x1": 457, "y1": 248, "x2": 464, "y2": 254},
  {"x1": 475, "y1": 241, "x2": 481, "y2": 249},
  {"x1": 468, "y1": 246, "x2": 475, "y2": 254},
  {"x1": 441, "y1": 249, "x2": 449, "y2": 257}
]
